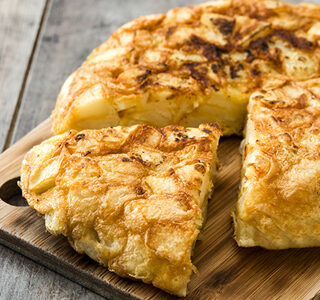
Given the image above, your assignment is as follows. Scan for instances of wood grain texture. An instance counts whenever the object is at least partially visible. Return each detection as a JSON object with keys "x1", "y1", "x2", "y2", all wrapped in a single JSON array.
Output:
[
  {"x1": 0, "y1": 246, "x2": 102, "y2": 300},
  {"x1": 2, "y1": 119, "x2": 320, "y2": 300},
  {"x1": 0, "y1": 0, "x2": 46, "y2": 151}
]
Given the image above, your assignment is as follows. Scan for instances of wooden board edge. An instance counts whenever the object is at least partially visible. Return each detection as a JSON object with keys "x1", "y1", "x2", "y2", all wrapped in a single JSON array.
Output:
[
  {"x1": 2, "y1": 118, "x2": 52, "y2": 158},
  {"x1": 0, "y1": 119, "x2": 53, "y2": 209},
  {"x1": 0, "y1": 227, "x2": 140, "y2": 300}
]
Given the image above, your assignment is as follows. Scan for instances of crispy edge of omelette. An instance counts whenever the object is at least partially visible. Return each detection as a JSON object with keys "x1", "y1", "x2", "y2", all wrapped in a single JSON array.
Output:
[
  {"x1": 20, "y1": 123, "x2": 221, "y2": 296},
  {"x1": 233, "y1": 80, "x2": 320, "y2": 249},
  {"x1": 51, "y1": 0, "x2": 320, "y2": 136}
]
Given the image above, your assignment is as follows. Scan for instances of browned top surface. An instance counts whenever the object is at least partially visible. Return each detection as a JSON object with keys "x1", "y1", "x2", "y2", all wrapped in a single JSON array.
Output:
[
  {"x1": 52, "y1": 0, "x2": 320, "y2": 134},
  {"x1": 234, "y1": 79, "x2": 320, "y2": 249},
  {"x1": 20, "y1": 123, "x2": 220, "y2": 296}
]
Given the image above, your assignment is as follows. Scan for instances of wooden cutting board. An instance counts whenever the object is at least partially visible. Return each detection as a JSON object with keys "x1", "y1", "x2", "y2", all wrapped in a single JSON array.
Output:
[{"x1": 0, "y1": 119, "x2": 320, "y2": 300}]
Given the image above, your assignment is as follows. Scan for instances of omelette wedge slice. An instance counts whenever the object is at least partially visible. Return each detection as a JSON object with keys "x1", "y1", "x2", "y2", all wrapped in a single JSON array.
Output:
[
  {"x1": 51, "y1": 0, "x2": 320, "y2": 136},
  {"x1": 233, "y1": 80, "x2": 320, "y2": 249},
  {"x1": 20, "y1": 123, "x2": 221, "y2": 296}
]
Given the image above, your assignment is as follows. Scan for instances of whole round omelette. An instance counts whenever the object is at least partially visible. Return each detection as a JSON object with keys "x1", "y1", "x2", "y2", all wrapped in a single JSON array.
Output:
[{"x1": 21, "y1": 0, "x2": 320, "y2": 297}]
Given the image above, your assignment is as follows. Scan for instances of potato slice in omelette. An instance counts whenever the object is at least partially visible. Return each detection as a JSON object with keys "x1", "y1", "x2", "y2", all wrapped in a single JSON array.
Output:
[
  {"x1": 20, "y1": 123, "x2": 220, "y2": 296},
  {"x1": 233, "y1": 80, "x2": 320, "y2": 249},
  {"x1": 51, "y1": 0, "x2": 320, "y2": 136}
]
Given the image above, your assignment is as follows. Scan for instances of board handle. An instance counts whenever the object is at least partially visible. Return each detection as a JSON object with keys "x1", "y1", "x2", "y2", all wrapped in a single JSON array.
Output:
[
  {"x1": 0, "y1": 119, "x2": 52, "y2": 207},
  {"x1": 0, "y1": 177, "x2": 28, "y2": 206}
]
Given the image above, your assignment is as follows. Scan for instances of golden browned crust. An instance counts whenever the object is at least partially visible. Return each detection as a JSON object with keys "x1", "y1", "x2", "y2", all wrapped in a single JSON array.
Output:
[
  {"x1": 233, "y1": 79, "x2": 320, "y2": 249},
  {"x1": 20, "y1": 123, "x2": 220, "y2": 296},
  {"x1": 51, "y1": 0, "x2": 320, "y2": 135}
]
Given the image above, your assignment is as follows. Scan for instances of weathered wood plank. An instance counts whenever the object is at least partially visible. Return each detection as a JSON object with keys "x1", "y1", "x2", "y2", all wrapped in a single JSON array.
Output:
[
  {"x1": 11, "y1": 0, "x2": 205, "y2": 144},
  {"x1": 0, "y1": 0, "x2": 47, "y2": 151},
  {"x1": 0, "y1": 245, "x2": 103, "y2": 300}
]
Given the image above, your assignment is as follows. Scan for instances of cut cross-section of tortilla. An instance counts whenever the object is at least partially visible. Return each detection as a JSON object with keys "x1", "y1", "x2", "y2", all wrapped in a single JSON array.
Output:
[
  {"x1": 20, "y1": 123, "x2": 221, "y2": 296},
  {"x1": 233, "y1": 80, "x2": 320, "y2": 249},
  {"x1": 51, "y1": 0, "x2": 320, "y2": 136}
]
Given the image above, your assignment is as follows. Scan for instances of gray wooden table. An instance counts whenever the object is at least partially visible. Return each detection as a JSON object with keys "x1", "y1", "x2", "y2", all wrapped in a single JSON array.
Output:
[{"x1": 0, "y1": 0, "x2": 318, "y2": 299}]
